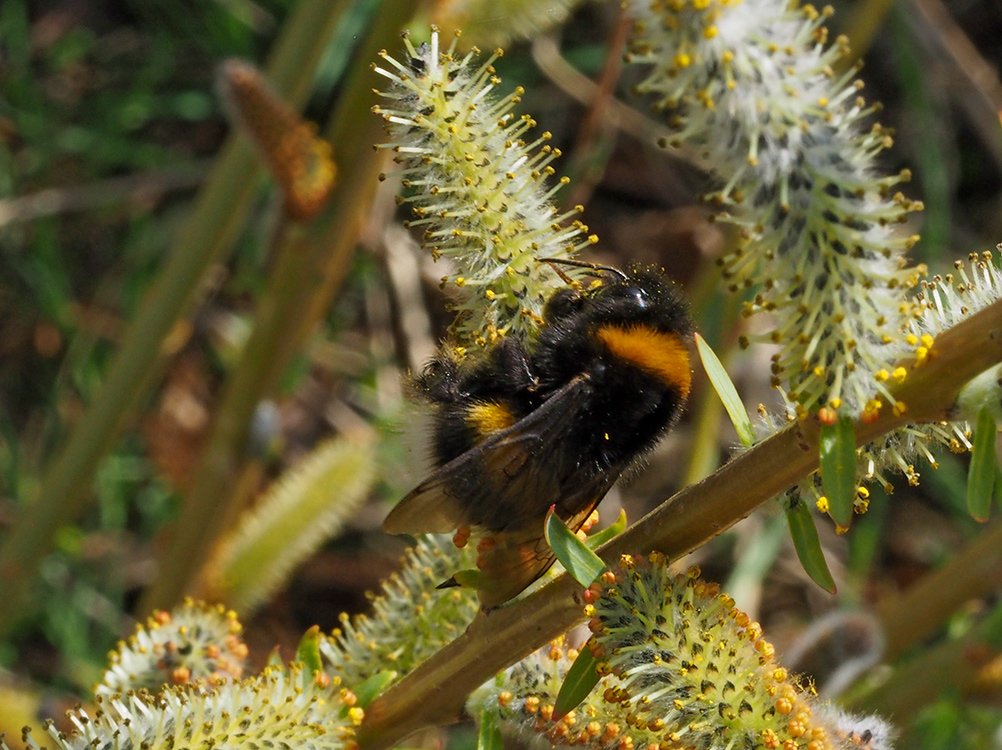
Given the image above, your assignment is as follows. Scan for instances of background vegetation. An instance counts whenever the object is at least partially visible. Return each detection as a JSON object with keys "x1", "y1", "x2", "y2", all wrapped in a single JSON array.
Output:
[{"x1": 2, "y1": 0, "x2": 1002, "y2": 747}]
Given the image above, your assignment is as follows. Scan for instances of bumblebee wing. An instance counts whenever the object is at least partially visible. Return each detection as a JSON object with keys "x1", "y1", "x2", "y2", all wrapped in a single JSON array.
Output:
[
  {"x1": 472, "y1": 489, "x2": 611, "y2": 608},
  {"x1": 382, "y1": 375, "x2": 594, "y2": 536}
]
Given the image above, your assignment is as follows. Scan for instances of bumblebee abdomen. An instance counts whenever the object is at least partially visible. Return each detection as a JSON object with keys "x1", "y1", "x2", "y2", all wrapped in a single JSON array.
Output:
[
  {"x1": 594, "y1": 324, "x2": 691, "y2": 399},
  {"x1": 574, "y1": 325, "x2": 690, "y2": 469},
  {"x1": 432, "y1": 399, "x2": 523, "y2": 466},
  {"x1": 583, "y1": 370, "x2": 686, "y2": 469},
  {"x1": 466, "y1": 401, "x2": 519, "y2": 437}
]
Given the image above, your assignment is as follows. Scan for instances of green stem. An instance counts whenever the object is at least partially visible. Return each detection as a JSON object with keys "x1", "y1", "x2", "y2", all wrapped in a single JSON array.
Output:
[
  {"x1": 876, "y1": 519, "x2": 1002, "y2": 662},
  {"x1": 357, "y1": 298, "x2": 1002, "y2": 748},
  {"x1": 0, "y1": 0, "x2": 348, "y2": 636},
  {"x1": 139, "y1": 0, "x2": 420, "y2": 613},
  {"x1": 850, "y1": 598, "x2": 1002, "y2": 721}
]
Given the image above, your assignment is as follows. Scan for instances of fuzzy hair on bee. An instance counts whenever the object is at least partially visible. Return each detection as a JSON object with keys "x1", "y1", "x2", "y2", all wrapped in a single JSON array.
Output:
[{"x1": 384, "y1": 263, "x2": 693, "y2": 607}]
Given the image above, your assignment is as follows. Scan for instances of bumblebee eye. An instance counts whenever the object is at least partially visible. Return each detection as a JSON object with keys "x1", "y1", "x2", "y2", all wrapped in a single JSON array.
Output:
[
  {"x1": 621, "y1": 285, "x2": 649, "y2": 311},
  {"x1": 634, "y1": 287, "x2": 650, "y2": 309}
]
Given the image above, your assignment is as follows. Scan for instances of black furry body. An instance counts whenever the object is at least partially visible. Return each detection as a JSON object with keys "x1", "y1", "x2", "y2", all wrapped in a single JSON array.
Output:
[{"x1": 384, "y1": 265, "x2": 693, "y2": 605}]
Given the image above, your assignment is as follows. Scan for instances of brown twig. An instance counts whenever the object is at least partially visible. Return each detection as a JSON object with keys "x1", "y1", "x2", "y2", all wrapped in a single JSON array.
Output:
[
  {"x1": 563, "y1": 8, "x2": 631, "y2": 208},
  {"x1": 907, "y1": 0, "x2": 1002, "y2": 173},
  {"x1": 357, "y1": 297, "x2": 1002, "y2": 748},
  {"x1": 0, "y1": 164, "x2": 208, "y2": 227}
]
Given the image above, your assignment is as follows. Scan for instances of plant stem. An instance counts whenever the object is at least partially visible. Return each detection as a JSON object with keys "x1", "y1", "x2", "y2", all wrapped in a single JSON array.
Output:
[
  {"x1": 357, "y1": 297, "x2": 1002, "y2": 748},
  {"x1": 0, "y1": 0, "x2": 348, "y2": 637},
  {"x1": 139, "y1": 0, "x2": 421, "y2": 613},
  {"x1": 849, "y1": 598, "x2": 1002, "y2": 721},
  {"x1": 877, "y1": 519, "x2": 1002, "y2": 662}
]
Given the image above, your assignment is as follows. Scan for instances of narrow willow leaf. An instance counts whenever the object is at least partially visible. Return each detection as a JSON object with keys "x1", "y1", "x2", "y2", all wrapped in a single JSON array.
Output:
[
  {"x1": 450, "y1": 568, "x2": 485, "y2": 590},
  {"x1": 296, "y1": 625, "x2": 323, "y2": 676},
  {"x1": 967, "y1": 406, "x2": 997, "y2": 522},
  {"x1": 553, "y1": 640, "x2": 600, "y2": 719},
  {"x1": 352, "y1": 670, "x2": 398, "y2": 708},
  {"x1": 477, "y1": 707, "x2": 504, "y2": 750},
  {"x1": 585, "y1": 509, "x2": 628, "y2": 550},
  {"x1": 786, "y1": 501, "x2": 837, "y2": 593},
  {"x1": 819, "y1": 415, "x2": 856, "y2": 527},
  {"x1": 544, "y1": 507, "x2": 606, "y2": 588},
  {"x1": 695, "y1": 333, "x2": 755, "y2": 448},
  {"x1": 208, "y1": 434, "x2": 377, "y2": 613}
]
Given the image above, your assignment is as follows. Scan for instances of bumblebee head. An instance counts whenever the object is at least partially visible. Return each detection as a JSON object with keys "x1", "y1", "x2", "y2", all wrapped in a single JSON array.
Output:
[
  {"x1": 588, "y1": 265, "x2": 691, "y2": 336},
  {"x1": 536, "y1": 262, "x2": 693, "y2": 397},
  {"x1": 542, "y1": 263, "x2": 691, "y2": 337}
]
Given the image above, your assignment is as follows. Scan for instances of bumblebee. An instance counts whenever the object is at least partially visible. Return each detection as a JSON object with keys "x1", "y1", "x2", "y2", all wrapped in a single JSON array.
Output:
[{"x1": 384, "y1": 264, "x2": 693, "y2": 607}]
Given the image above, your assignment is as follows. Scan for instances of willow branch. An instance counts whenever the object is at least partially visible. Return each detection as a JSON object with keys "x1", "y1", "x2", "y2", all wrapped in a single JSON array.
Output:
[
  {"x1": 876, "y1": 517, "x2": 1002, "y2": 661},
  {"x1": 358, "y1": 297, "x2": 1002, "y2": 749}
]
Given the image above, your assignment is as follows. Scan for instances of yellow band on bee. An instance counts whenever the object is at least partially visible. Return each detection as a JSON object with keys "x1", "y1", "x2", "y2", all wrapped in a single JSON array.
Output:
[
  {"x1": 596, "y1": 324, "x2": 692, "y2": 397},
  {"x1": 467, "y1": 401, "x2": 517, "y2": 438}
]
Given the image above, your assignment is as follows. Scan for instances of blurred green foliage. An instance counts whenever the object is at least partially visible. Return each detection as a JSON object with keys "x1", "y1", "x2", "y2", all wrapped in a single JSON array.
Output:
[{"x1": 1, "y1": 0, "x2": 1002, "y2": 745}]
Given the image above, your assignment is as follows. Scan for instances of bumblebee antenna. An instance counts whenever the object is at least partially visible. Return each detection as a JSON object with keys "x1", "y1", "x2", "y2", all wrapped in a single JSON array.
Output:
[{"x1": 538, "y1": 257, "x2": 629, "y2": 281}]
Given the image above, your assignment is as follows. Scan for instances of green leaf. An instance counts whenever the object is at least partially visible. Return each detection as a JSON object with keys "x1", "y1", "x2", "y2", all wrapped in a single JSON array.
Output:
[
  {"x1": 553, "y1": 640, "x2": 600, "y2": 719},
  {"x1": 477, "y1": 707, "x2": 504, "y2": 750},
  {"x1": 296, "y1": 625, "x2": 323, "y2": 675},
  {"x1": 585, "y1": 509, "x2": 628, "y2": 550},
  {"x1": 450, "y1": 568, "x2": 485, "y2": 589},
  {"x1": 544, "y1": 507, "x2": 606, "y2": 588},
  {"x1": 819, "y1": 415, "x2": 857, "y2": 528},
  {"x1": 967, "y1": 406, "x2": 997, "y2": 522},
  {"x1": 956, "y1": 363, "x2": 1002, "y2": 424},
  {"x1": 352, "y1": 670, "x2": 398, "y2": 708},
  {"x1": 786, "y1": 500, "x2": 837, "y2": 593},
  {"x1": 695, "y1": 333, "x2": 755, "y2": 448}
]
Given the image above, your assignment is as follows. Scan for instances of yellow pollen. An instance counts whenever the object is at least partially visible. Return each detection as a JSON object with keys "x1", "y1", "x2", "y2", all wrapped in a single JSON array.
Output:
[
  {"x1": 892, "y1": 366, "x2": 907, "y2": 382},
  {"x1": 674, "y1": 52, "x2": 692, "y2": 68},
  {"x1": 815, "y1": 496, "x2": 829, "y2": 513}
]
